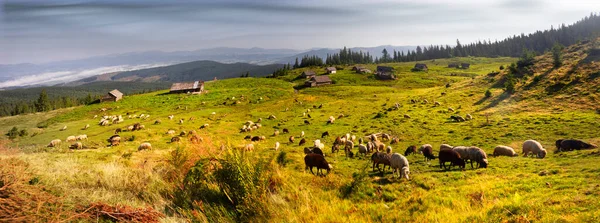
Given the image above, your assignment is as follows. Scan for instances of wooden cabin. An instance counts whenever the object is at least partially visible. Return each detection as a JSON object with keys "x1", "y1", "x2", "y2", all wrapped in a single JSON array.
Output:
[
  {"x1": 461, "y1": 63, "x2": 471, "y2": 69},
  {"x1": 301, "y1": 70, "x2": 317, "y2": 79},
  {"x1": 305, "y1": 75, "x2": 332, "y2": 87},
  {"x1": 170, "y1": 81, "x2": 205, "y2": 94},
  {"x1": 100, "y1": 89, "x2": 123, "y2": 102},
  {"x1": 375, "y1": 66, "x2": 396, "y2": 80},
  {"x1": 325, "y1": 67, "x2": 337, "y2": 74}
]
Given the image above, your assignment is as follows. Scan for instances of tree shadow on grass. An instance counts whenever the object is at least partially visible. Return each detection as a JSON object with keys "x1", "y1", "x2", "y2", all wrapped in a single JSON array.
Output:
[{"x1": 475, "y1": 92, "x2": 511, "y2": 112}]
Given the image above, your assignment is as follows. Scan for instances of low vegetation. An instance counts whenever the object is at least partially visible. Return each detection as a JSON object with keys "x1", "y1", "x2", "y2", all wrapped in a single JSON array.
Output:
[{"x1": 1, "y1": 39, "x2": 600, "y2": 222}]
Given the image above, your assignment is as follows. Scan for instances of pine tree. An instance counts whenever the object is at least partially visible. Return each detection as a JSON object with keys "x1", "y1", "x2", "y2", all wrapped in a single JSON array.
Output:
[
  {"x1": 293, "y1": 57, "x2": 299, "y2": 69},
  {"x1": 551, "y1": 42, "x2": 564, "y2": 68},
  {"x1": 35, "y1": 89, "x2": 51, "y2": 112}
]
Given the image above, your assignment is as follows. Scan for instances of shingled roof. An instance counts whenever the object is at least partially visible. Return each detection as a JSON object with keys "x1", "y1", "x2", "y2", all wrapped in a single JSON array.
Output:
[
  {"x1": 170, "y1": 81, "x2": 203, "y2": 92},
  {"x1": 312, "y1": 75, "x2": 332, "y2": 83},
  {"x1": 108, "y1": 89, "x2": 123, "y2": 98}
]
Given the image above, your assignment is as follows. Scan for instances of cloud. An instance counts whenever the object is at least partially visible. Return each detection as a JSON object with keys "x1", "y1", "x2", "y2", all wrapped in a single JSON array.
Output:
[{"x1": 0, "y1": 63, "x2": 172, "y2": 88}]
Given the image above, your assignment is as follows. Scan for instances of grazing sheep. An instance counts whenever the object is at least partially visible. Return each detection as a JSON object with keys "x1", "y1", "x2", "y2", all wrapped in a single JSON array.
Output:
[
  {"x1": 114, "y1": 128, "x2": 122, "y2": 134},
  {"x1": 434, "y1": 101, "x2": 441, "y2": 106},
  {"x1": 304, "y1": 147, "x2": 313, "y2": 154},
  {"x1": 312, "y1": 147, "x2": 324, "y2": 156},
  {"x1": 82, "y1": 124, "x2": 90, "y2": 130},
  {"x1": 344, "y1": 140, "x2": 355, "y2": 151},
  {"x1": 423, "y1": 99, "x2": 429, "y2": 104},
  {"x1": 390, "y1": 137, "x2": 400, "y2": 144},
  {"x1": 275, "y1": 142, "x2": 280, "y2": 151},
  {"x1": 244, "y1": 143, "x2": 255, "y2": 151},
  {"x1": 69, "y1": 142, "x2": 83, "y2": 150},
  {"x1": 167, "y1": 130, "x2": 176, "y2": 135},
  {"x1": 314, "y1": 140, "x2": 325, "y2": 150},
  {"x1": 369, "y1": 134, "x2": 378, "y2": 142},
  {"x1": 466, "y1": 147, "x2": 488, "y2": 168},
  {"x1": 245, "y1": 135, "x2": 252, "y2": 140},
  {"x1": 321, "y1": 131, "x2": 329, "y2": 138},
  {"x1": 76, "y1": 135, "x2": 88, "y2": 141},
  {"x1": 304, "y1": 153, "x2": 332, "y2": 176},
  {"x1": 47, "y1": 139, "x2": 62, "y2": 147},
  {"x1": 301, "y1": 131, "x2": 305, "y2": 138},
  {"x1": 373, "y1": 141, "x2": 386, "y2": 152},
  {"x1": 390, "y1": 153, "x2": 410, "y2": 180},
  {"x1": 358, "y1": 137, "x2": 364, "y2": 144},
  {"x1": 60, "y1": 126, "x2": 67, "y2": 131},
  {"x1": 404, "y1": 114, "x2": 411, "y2": 119},
  {"x1": 448, "y1": 107, "x2": 455, "y2": 112},
  {"x1": 257, "y1": 118, "x2": 263, "y2": 123},
  {"x1": 188, "y1": 130, "x2": 197, "y2": 136},
  {"x1": 331, "y1": 144, "x2": 340, "y2": 153},
  {"x1": 299, "y1": 138, "x2": 306, "y2": 146},
  {"x1": 127, "y1": 125, "x2": 134, "y2": 131},
  {"x1": 274, "y1": 130, "x2": 280, "y2": 136},
  {"x1": 189, "y1": 135, "x2": 203, "y2": 143},
  {"x1": 338, "y1": 114, "x2": 345, "y2": 119},
  {"x1": 367, "y1": 141, "x2": 375, "y2": 152},
  {"x1": 138, "y1": 142, "x2": 152, "y2": 151},
  {"x1": 493, "y1": 145, "x2": 518, "y2": 157},
  {"x1": 283, "y1": 128, "x2": 289, "y2": 134},
  {"x1": 171, "y1": 137, "x2": 181, "y2": 143},
  {"x1": 179, "y1": 131, "x2": 186, "y2": 137},
  {"x1": 304, "y1": 120, "x2": 311, "y2": 125},
  {"x1": 268, "y1": 114, "x2": 277, "y2": 120},
  {"x1": 327, "y1": 116, "x2": 335, "y2": 124},
  {"x1": 154, "y1": 120, "x2": 162, "y2": 125},
  {"x1": 440, "y1": 144, "x2": 454, "y2": 151},
  {"x1": 351, "y1": 135, "x2": 356, "y2": 142},
  {"x1": 179, "y1": 119, "x2": 184, "y2": 124},
  {"x1": 66, "y1": 136, "x2": 77, "y2": 142},
  {"x1": 100, "y1": 120, "x2": 109, "y2": 126},
  {"x1": 371, "y1": 152, "x2": 392, "y2": 173},
  {"x1": 465, "y1": 114, "x2": 473, "y2": 120},
  {"x1": 404, "y1": 145, "x2": 417, "y2": 156},
  {"x1": 381, "y1": 133, "x2": 391, "y2": 141},
  {"x1": 386, "y1": 146, "x2": 393, "y2": 154},
  {"x1": 419, "y1": 144, "x2": 436, "y2": 161},
  {"x1": 556, "y1": 139, "x2": 598, "y2": 152},
  {"x1": 307, "y1": 114, "x2": 312, "y2": 118},
  {"x1": 450, "y1": 115, "x2": 465, "y2": 122},
  {"x1": 438, "y1": 149, "x2": 465, "y2": 170},
  {"x1": 260, "y1": 136, "x2": 266, "y2": 141},
  {"x1": 133, "y1": 123, "x2": 144, "y2": 131},
  {"x1": 251, "y1": 136, "x2": 261, "y2": 142},
  {"x1": 358, "y1": 144, "x2": 368, "y2": 156},
  {"x1": 522, "y1": 140, "x2": 547, "y2": 158},
  {"x1": 289, "y1": 136, "x2": 295, "y2": 143},
  {"x1": 108, "y1": 135, "x2": 121, "y2": 146}
]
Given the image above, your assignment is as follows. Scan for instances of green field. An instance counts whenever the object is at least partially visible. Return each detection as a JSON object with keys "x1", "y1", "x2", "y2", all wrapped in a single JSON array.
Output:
[{"x1": 2, "y1": 56, "x2": 600, "y2": 222}]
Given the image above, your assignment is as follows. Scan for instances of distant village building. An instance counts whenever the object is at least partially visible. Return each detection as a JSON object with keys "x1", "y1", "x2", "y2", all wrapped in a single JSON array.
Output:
[
  {"x1": 325, "y1": 67, "x2": 337, "y2": 74},
  {"x1": 461, "y1": 63, "x2": 471, "y2": 69},
  {"x1": 305, "y1": 75, "x2": 332, "y2": 87},
  {"x1": 170, "y1": 81, "x2": 205, "y2": 94},
  {"x1": 448, "y1": 63, "x2": 459, "y2": 68},
  {"x1": 413, "y1": 63, "x2": 428, "y2": 71},
  {"x1": 100, "y1": 89, "x2": 123, "y2": 102},
  {"x1": 375, "y1": 66, "x2": 396, "y2": 80},
  {"x1": 301, "y1": 70, "x2": 317, "y2": 79}
]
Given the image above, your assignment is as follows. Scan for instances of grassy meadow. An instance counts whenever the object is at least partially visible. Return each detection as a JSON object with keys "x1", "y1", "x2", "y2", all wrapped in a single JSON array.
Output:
[{"x1": 2, "y1": 56, "x2": 600, "y2": 222}]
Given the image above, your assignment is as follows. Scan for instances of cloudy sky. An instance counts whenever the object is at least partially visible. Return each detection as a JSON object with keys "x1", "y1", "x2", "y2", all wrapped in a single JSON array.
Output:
[{"x1": 1, "y1": 0, "x2": 599, "y2": 64}]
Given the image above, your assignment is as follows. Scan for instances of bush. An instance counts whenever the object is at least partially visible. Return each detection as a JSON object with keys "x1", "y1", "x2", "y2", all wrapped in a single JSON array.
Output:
[
  {"x1": 517, "y1": 49, "x2": 536, "y2": 69},
  {"x1": 174, "y1": 150, "x2": 278, "y2": 222},
  {"x1": 6, "y1": 127, "x2": 19, "y2": 140},
  {"x1": 276, "y1": 151, "x2": 289, "y2": 167},
  {"x1": 485, "y1": 89, "x2": 492, "y2": 98},
  {"x1": 504, "y1": 74, "x2": 516, "y2": 94},
  {"x1": 18, "y1": 129, "x2": 28, "y2": 137},
  {"x1": 499, "y1": 65, "x2": 505, "y2": 70}
]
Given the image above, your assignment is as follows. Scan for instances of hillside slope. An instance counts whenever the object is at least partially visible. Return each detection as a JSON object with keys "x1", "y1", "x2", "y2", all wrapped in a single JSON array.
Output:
[{"x1": 1, "y1": 56, "x2": 600, "y2": 222}]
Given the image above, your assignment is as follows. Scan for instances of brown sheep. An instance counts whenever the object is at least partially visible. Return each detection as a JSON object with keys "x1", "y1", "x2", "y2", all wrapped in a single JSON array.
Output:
[
  {"x1": 138, "y1": 142, "x2": 152, "y2": 151},
  {"x1": 69, "y1": 142, "x2": 83, "y2": 150},
  {"x1": 493, "y1": 145, "x2": 518, "y2": 157},
  {"x1": 438, "y1": 149, "x2": 465, "y2": 170},
  {"x1": 47, "y1": 139, "x2": 62, "y2": 148},
  {"x1": 299, "y1": 138, "x2": 307, "y2": 146},
  {"x1": 289, "y1": 136, "x2": 295, "y2": 143},
  {"x1": 171, "y1": 137, "x2": 181, "y2": 143},
  {"x1": 304, "y1": 153, "x2": 332, "y2": 176},
  {"x1": 404, "y1": 145, "x2": 417, "y2": 156},
  {"x1": 371, "y1": 152, "x2": 391, "y2": 173},
  {"x1": 108, "y1": 135, "x2": 121, "y2": 146},
  {"x1": 419, "y1": 144, "x2": 436, "y2": 161},
  {"x1": 556, "y1": 139, "x2": 598, "y2": 152}
]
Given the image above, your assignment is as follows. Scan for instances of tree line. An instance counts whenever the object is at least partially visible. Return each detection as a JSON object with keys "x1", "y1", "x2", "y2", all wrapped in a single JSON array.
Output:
[{"x1": 292, "y1": 12, "x2": 600, "y2": 66}]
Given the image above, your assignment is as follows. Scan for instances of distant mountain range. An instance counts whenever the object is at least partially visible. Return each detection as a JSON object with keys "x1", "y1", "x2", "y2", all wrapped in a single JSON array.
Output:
[{"x1": 0, "y1": 45, "x2": 416, "y2": 89}]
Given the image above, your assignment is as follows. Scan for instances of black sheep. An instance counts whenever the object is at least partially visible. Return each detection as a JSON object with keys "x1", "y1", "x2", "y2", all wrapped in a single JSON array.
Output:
[
  {"x1": 404, "y1": 145, "x2": 417, "y2": 156},
  {"x1": 321, "y1": 131, "x2": 330, "y2": 138},
  {"x1": 244, "y1": 135, "x2": 252, "y2": 140},
  {"x1": 282, "y1": 128, "x2": 289, "y2": 134},
  {"x1": 312, "y1": 147, "x2": 324, "y2": 156},
  {"x1": 420, "y1": 145, "x2": 436, "y2": 161},
  {"x1": 556, "y1": 139, "x2": 597, "y2": 152},
  {"x1": 304, "y1": 153, "x2": 331, "y2": 176},
  {"x1": 251, "y1": 136, "x2": 261, "y2": 142},
  {"x1": 171, "y1": 137, "x2": 181, "y2": 143},
  {"x1": 304, "y1": 120, "x2": 311, "y2": 125},
  {"x1": 114, "y1": 128, "x2": 122, "y2": 134},
  {"x1": 299, "y1": 138, "x2": 306, "y2": 146},
  {"x1": 438, "y1": 149, "x2": 465, "y2": 170}
]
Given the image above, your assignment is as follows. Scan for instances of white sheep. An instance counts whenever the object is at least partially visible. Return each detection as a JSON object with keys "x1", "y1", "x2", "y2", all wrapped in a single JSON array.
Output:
[
  {"x1": 245, "y1": 143, "x2": 254, "y2": 151},
  {"x1": 465, "y1": 114, "x2": 473, "y2": 120},
  {"x1": 83, "y1": 124, "x2": 89, "y2": 130},
  {"x1": 390, "y1": 153, "x2": 410, "y2": 180},
  {"x1": 168, "y1": 115, "x2": 174, "y2": 120},
  {"x1": 523, "y1": 140, "x2": 547, "y2": 158},
  {"x1": 47, "y1": 139, "x2": 61, "y2": 147},
  {"x1": 358, "y1": 144, "x2": 368, "y2": 155},
  {"x1": 66, "y1": 136, "x2": 77, "y2": 142},
  {"x1": 493, "y1": 145, "x2": 518, "y2": 157},
  {"x1": 275, "y1": 142, "x2": 280, "y2": 151},
  {"x1": 434, "y1": 101, "x2": 441, "y2": 106},
  {"x1": 76, "y1": 134, "x2": 88, "y2": 141},
  {"x1": 60, "y1": 126, "x2": 67, "y2": 131},
  {"x1": 448, "y1": 107, "x2": 455, "y2": 112},
  {"x1": 274, "y1": 130, "x2": 280, "y2": 136},
  {"x1": 167, "y1": 130, "x2": 176, "y2": 135},
  {"x1": 301, "y1": 131, "x2": 305, "y2": 138},
  {"x1": 440, "y1": 144, "x2": 454, "y2": 151},
  {"x1": 138, "y1": 142, "x2": 152, "y2": 151},
  {"x1": 350, "y1": 135, "x2": 356, "y2": 142}
]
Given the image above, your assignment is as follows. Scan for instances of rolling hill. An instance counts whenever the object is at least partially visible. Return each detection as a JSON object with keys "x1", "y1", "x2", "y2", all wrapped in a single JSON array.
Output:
[{"x1": 2, "y1": 40, "x2": 600, "y2": 222}]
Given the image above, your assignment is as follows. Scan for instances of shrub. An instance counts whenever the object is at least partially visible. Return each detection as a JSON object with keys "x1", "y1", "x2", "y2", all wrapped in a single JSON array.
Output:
[
  {"x1": 6, "y1": 127, "x2": 19, "y2": 140},
  {"x1": 499, "y1": 65, "x2": 505, "y2": 70},
  {"x1": 276, "y1": 151, "x2": 289, "y2": 167},
  {"x1": 18, "y1": 129, "x2": 28, "y2": 137},
  {"x1": 485, "y1": 89, "x2": 492, "y2": 98},
  {"x1": 505, "y1": 74, "x2": 516, "y2": 94}
]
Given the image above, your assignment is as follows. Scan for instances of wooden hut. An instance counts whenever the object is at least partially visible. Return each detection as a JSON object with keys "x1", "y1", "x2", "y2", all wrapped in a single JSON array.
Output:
[
  {"x1": 305, "y1": 75, "x2": 332, "y2": 87},
  {"x1": 100, "y1": 89, "x2": 123, "y2": 102},
  {"x1": 325, "y1": 67, "x2": 337, "y2": 74},
  {"x1": 301, "y1": 70, "x2": 317, "y2": 79},
  {"x1": 375, "y1": 66, "x2": 396, "y2": 80},
  {"x1": 461, "y1": 63, "x2": 471, "y2": 69},
  {"x1": 170, "y1": 81, "x2": 205, "y2": 94}
]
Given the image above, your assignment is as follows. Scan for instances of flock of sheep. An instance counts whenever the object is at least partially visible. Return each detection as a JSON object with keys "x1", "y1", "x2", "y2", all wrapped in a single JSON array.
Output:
[{"x1": 44, "y1": 98, "x2": 598, "y2": 183}]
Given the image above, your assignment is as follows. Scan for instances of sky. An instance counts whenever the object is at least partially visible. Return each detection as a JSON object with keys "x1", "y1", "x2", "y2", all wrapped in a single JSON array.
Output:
[{"x1": 1, "y1": 0, "x2": 599, "y2": 64}]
